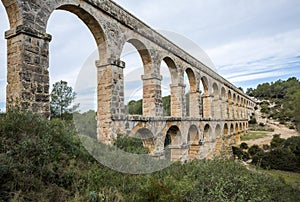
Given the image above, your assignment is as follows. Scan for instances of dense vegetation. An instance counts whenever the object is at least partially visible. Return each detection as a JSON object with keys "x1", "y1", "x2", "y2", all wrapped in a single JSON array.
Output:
[
  {"x1": 1, "y1": 110, "x2": 300, "y2": 201},
  {"x1": 233, "y1": 134, "x2": 300, "y2": 173},
  {"x1": 127, "y1": 94, "x2": 192, "y2": 116},
  {"x1": 127, "y1": 95, "x2": 171, "y2": 116},
  {"x1": 246, "y1": 77, "x2": 300, "y2": 130}
]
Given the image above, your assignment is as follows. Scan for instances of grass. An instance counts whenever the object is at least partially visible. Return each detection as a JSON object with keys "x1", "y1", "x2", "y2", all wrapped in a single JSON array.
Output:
[
  {"x1": 260, "y1": 169, "x2": 300, "y2": 189},
  {"x1": 241, "y1": 131, "x2": 269, "y2": 141}
]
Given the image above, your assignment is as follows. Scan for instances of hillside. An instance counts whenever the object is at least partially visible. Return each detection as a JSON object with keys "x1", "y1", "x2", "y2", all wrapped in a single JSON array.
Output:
[
  {"x1": 247, "y1": 77, "x2": 300, "y2": 130},
  {"x1": 1, "y1": 109, "x2": 300, "y2": 201}
]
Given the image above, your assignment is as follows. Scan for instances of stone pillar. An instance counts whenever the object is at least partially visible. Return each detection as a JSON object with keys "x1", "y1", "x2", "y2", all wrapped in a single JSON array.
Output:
[
  {"x1": 142, "y1": 74, "x2": 163, "y2": 117},
  {"x1": 5, "y1": 25, "x2": 52, "y2": 116},
  {"x1": 213, "y1": 97, "x2": 222, "y2": 119},
  {"x1": 228, "y1": 101, "x2": 233, "y2": 119},
  {"x1": 170, "y1": 83, "x2": 185, "y2": 117},
  {"x1": 202, "y1": 94, "x2": 213, "y2": 119},
  {"x1": 234, "y1": 103, "x2": 238, "y2": 119},
  {"x1": 222, "y1": 100, "x2": 229, "y2": 119},
  {"x1": 189, "y1": 91, "x2": 201, "y2": 118},
  {"x1": 96, "y1": 59, "x2": 125, "y2": 143}
]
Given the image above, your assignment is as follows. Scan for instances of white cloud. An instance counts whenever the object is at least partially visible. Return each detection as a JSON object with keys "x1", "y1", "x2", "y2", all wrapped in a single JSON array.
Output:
[{"x1": 207, "y1": 29, "x2": 300, "y2": 85}]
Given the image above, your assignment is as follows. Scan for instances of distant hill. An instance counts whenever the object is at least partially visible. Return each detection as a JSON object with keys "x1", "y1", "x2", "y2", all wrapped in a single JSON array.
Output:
[{"x1": 246, "y1": 77, "x2": 300, "y2": 130}]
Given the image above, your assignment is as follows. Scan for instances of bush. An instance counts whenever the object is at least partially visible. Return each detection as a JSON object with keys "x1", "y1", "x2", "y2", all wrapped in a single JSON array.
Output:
[
  {"x1": 289, "y1": 125, "x2": 296, "y2": 130},
  {"x1": 260, "y1": 148, "x2": 299, "y2": 172},
  {"x1": 248, "y1": 117, "x2": 257, "y2": 124},
  {"x1": 271, "y1": 134, "x2": 285, "y2": 149},
  {"x1": 232, "y1": 146, "x2": 250, "y2": 161},
  {"x1": 240, "y1": 142, "x2": 249, "y2": 150},
  {"x1": 113, "y1": 134, "x2": 149, "y2": 154},
  {"x1": 263, "y1": 144, "x2": 270, "y2": 150},
  {"x1": 1, "y1": 109, "x2": 300, "y2": 201},
  {"x1": 248, "y1": 145, "x2": 264, "y2": 157}
]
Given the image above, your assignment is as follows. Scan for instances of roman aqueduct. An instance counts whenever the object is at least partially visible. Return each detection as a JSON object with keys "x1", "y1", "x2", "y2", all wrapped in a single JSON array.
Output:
[{"x1": 1, "y1": 0, "x2": 256, "y2": 160}]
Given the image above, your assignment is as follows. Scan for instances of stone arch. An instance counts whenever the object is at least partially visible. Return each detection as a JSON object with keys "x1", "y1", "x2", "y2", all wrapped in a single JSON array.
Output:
[
  {"x1": 235, "y1": 122, "x2": 240, "y2": 144},
  {"x1": 221, "y1": 87, "x2": 227, "y2": 119},
  {"x1": 223, "y1": 123, "x2": 229, "y2": 156},
  {"x1": 230, "y1": 123, "x2": 234, "y2": 135},
  {"x1": 201, "y1": 76, "x2": 209, "y2": 96},
  {"x1": 235, "y1": 123, "x2": 239, "y2": 134},
  {"x1": 188, "y1": 125, "x2": 200, "y2": 159},
  {"x1": 164, "y1": 125, "x2": 183, "y2": 161},
  {"x1": 236, "y1": 95, "x2": 240, "y2": 118},
  {"x1": 239, "y1": 122, "x2": 244, "y2": 137},
  {"x1": 185, "y1": 68, "x2": 199, "y2": 117},
  {"x1": 1, "y1": 0, "x2": 22, "y2": 28},
  {"x1": 187, "y1": 125, "x2": 199, "y2": 145},
  {"x1": 203, "y1": 124, "x2": 212, "y2": 142},
  {"x1": 233, "y1": 93, "x2": 237, "y2": 119},
  {"x1": 160, "y1": 57, "x2": 183, "y2": 117},
  {"x1": 165, "y1": 125, "x2": 181, "y2": 146},
  {"x1": 161, "y1": 57, "x2": 178, "y2": 84},
  {"x1": 121, "y1": 38, "x2": 157, "y2": 117},
  {"x1": 215, "y1": 124, "x2": 222, "y2": 157},
  {"x1": 55, "y1": 4, "x2": 108, "y2": 58},
  {"x1": 223, "y1": 123, "x2": 229, "y2": 136},
  {"x1": 212, "y1": 82, "x2": 220, "y2": 119},
  {"x1": 200, "y1": 76, "x2": 211, "y2": 118},
  {"x1": 228, "y1": 90, "x2": 233, "y2": 119},
  {"x1": 124, "y1": 38, "x2": 152, "y2": 75},
  {"x1": 134, "y1": 128, "x2": 155, "y2": 153},
  {"x1": 241, "y1": 97, "x2": 245, "y2": 118}
]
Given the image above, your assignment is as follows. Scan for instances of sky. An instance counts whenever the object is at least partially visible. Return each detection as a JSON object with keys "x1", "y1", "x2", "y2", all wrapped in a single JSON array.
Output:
[{"x1": 1, "y1": 0, "x2": 300, "y2": 112}]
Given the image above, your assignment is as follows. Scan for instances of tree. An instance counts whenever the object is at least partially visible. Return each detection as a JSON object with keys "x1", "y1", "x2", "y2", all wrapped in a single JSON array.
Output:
[{"x1": 50, "y1": 80, "x2": 77, "y2": 118}]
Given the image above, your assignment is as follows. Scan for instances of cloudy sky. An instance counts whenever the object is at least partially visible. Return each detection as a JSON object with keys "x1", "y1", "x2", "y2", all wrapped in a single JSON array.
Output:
[{"x1": 1, "y1": 0, "x2": 300, "y2": 112}]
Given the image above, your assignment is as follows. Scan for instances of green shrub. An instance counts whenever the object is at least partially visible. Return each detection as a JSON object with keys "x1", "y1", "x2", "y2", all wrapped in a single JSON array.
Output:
[
  {"x1": 260, "y1": 148, "x2": 299, "y2": 172},
  {"x1": 232, "y1": 146, "x2": 250, "y2": 161},
  {"x1": 248, "y1": 117, "x2": 257, "y2": 124},
  {"x1": 1, "y1": 109, "x2": 300, "y2": 201},
  {"x1": 113, "y1": 134, "x2": 149, "y2": 154},
  {"x1": 240, "y1": 142, "x2": 249, "y2": 150},
  {"x1": 248, "y1": 145, "x2": 264, "y2": 157},
  {"x1": 271, "y1": 134, "x2": 285, "y2": 149}
]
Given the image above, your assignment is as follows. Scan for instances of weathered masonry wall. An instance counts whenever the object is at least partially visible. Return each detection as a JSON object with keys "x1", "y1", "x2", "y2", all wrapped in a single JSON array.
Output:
[{"x1": 1, "y1": 0, "x2": 256, "y2": 160}]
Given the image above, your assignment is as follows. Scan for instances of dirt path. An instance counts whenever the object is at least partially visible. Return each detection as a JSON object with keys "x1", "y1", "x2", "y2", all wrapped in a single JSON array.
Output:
[{"x1": 242, "y1": 120, "x2": 300, "y2": 147}]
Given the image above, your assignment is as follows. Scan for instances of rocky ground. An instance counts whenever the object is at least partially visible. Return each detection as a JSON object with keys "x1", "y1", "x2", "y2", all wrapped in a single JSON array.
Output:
[{"x1": 242, "y1": 120, "x2": 300, "y2": 147}]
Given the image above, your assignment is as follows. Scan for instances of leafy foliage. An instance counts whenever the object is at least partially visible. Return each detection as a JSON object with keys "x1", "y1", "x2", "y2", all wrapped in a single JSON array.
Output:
[
  {"x1": 127, "y1": 95, "x2": 172, "y2": 116},
  {"x1": 246, "y1": 77, "x2": 300, "y2": 130},
  {"x1": 162, "y1": 95, "x2": 171, "y2": 116},
  {"x1": 50, "y1": 80, "x2": 77, "y2": 119},
  {"x1": 127, "y1": 99, "x2": 142, "y2": 115},
  {"x1": 1, "y1": 109, "x2": 300, "y2": 201},
  {"x1": 73, "y1": 110, "x2": 97, "y2": 139},
  {"x1": 113, "y1": 134, "x2": 149, "y2": 154}
]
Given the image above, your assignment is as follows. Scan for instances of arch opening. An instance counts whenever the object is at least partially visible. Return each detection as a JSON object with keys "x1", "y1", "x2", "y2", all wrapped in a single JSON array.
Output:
[
  {"x1": 200, "y1": 76, "x2": 209, "y2": 118},
  {"x1": 164, "y1": 125, "x2": 182, "y2": 161},
  {"x1": 188, "y1": 125, "x2": 200, "y2": 159},
  {"x1": 215, "y1": 124, "x2": 222, "y2": 157},
  {"x1": 213, "y1": 83, "x2": 220, "y2": 119},
  {"x1": 160, "y1": 57, "x2": 176, "y2": 116},
  {"x1": 47, "y1": 8, "x2": 103, "y2": 115},
  {"x1": 185, "y1": 68, "x2": 198, "y2": 117},
  {"x1": 135, "y1": 128, "x2": 155, "y2": 153},
  {"x1": 0, "y1": 2, "x2": 9, "y2": 112},
  {"x1": 121, "y1": 42, "x2": 145, "y2": 115},
  {"x1": 203, "y1": 124, "x2": 212, "y2": 142},
  {"x1": 221, "y1": 87, "x2": 227, "y2": 119}
]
